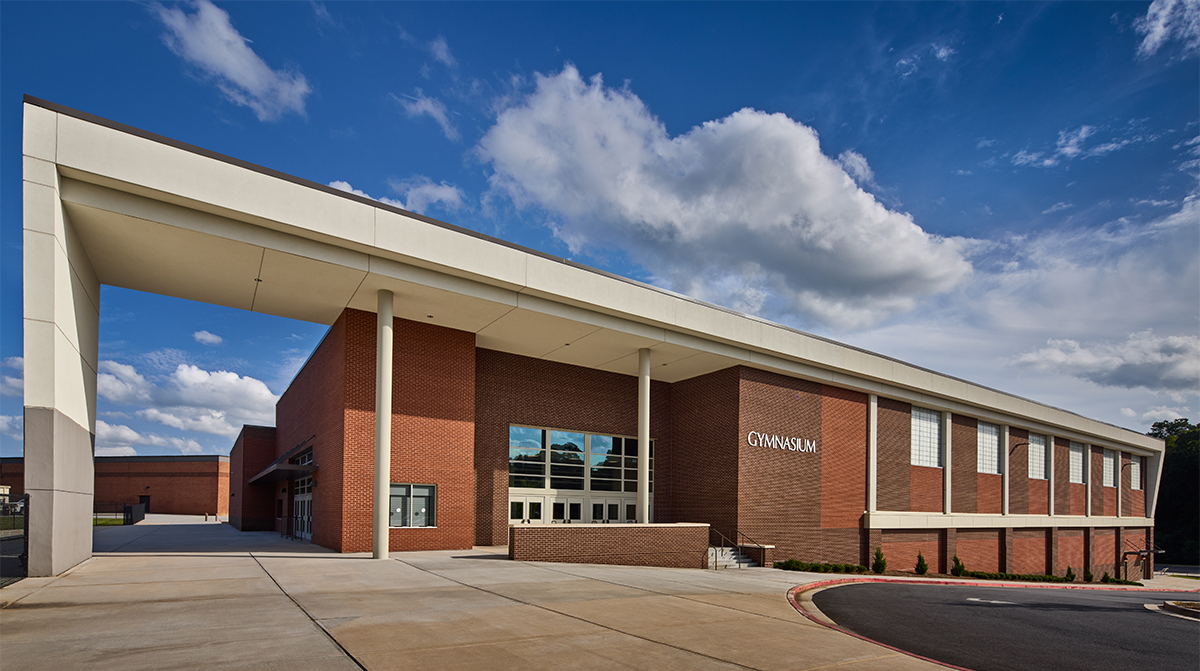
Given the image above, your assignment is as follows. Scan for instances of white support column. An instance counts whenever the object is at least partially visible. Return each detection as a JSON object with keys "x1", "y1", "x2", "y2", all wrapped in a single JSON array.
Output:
[
  {"x1": 637, "y1": 348, "x2": 651, "y2": 523},
  {"x1": 1146, "y1": 451, "x2": 1163, "y2": 519},
  {"x1": 1085, "y1": 444, "x2": 1093, "y2": 518},
  {"x1": 23, "y1": 104, "x2": 100, "y2": 577},
  {"x1": 373, "y1": 290, "x2": 394, "y2": 559},
  {"x1": 1000, "y1": 425, "x2": 1010, "y2": 516},
  {"x1": 1047, "y1": 435, "x2": 1056, "y2": 517},
  {"x1": 867, "y1": 395, "x2": 878, "y2": 513},
  {"x1": 943, "y1": 411, "x2": 952, "y2": 515}
]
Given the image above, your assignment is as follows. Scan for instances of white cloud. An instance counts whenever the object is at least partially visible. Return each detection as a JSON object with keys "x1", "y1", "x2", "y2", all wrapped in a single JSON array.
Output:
[
  {"x1": 393, "y1": 90, "x2": 460, "y2": 141},
  {"x1": 95, "y1": 446, "x2": 138, "y2": 457},
  {"x1": 427, "y1": 36, "x2": 457, "y2": 67},
  {"x1": 1055, "y1": 125, "x2": 1096, "y2": 159},
  {"x1": 193, "y1": 330, "x2": 223, "y2": 346},
  {"x1": 0, "y1": 415, "x2": 22, "y2": 441},
  {"x1": 153, "y1": 0, "x2": 311, "y2": 121},
  {"x1": 836, "y1": 150, "x2": 877, "y2": 189},
  {"x1": 1140, "y1": 406, "x2": 1188, "y2": 422},
  {"x1": 1014, "y1": 330, "x2": 1200, "y2": 394},
  {"x1": 97, "y1": 361, "x2": 277, "y2": 438},
  {"x1": 1, "y1": 357, "x2": 23, "y2": 397},
  {"x1": 976, "y1": 138, "x2": 997, "y2": 149},
  {"x1": 1135, "y1": 0, "x2": 1200, "y2": 57},
  {"x1": 478, "y1": 65, "x2": 974, "y2": 330},
  {"x1": 932, "y1": 44, "x2": 956, "y2": 61},
  {"x1": 388, "y1": 176, "x2": 466, "y2": 214},
  {"x1": 1041, "y1": 202, "x2": 1073, "y2": 214},
  {"x1": 96, "y1": 419, "x2": 206, "y2": 454}
]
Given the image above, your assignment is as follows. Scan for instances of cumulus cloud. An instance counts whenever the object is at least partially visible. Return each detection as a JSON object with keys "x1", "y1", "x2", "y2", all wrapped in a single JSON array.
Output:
[
  {"x1": 1135, "y1": 0, "x2": 1200, "y2": 57},
  {"x1": 96, "y1": 419, "x2": 206, "y2": 454},
  {"x1": 1015, "y1": 330, "x2": 1200, "y2": 394},
  {"x1": 97, "y1": 361, "x2": 277, "y2": 438},
  {"x1": 95, "y1": 446, "x2": 138, "y2": 457},
  {"x1": 387, "y1": 176, "x2": 466, "y2": 214},
  {"x1": 0, "y1": 415, "x2": 22, "y2": 441},
  {"x1": 193, "y1": 330, "x2": 223, "y2": 346},
  {"x1": 1, "y1": 356, "x2": 22, "y2": 398},
  {"x1": 153, "y1": 0, "x2": 311, "y2": 121},
  {"x1": 393, "y1": 90, "x2": 460, "y2": 141},
  {"x1": 477, "y1": 65, "x2": 974, "y2": 330}
]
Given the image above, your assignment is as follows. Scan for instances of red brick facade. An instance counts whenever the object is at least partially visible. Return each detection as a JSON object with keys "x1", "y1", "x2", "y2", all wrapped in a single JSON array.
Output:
[
  {"x1": 226, "y1": 306, "x2": 1154, "y2": 578},
  {"x1": 509, "y1": 523, "x2": 708, "y2": 568}
]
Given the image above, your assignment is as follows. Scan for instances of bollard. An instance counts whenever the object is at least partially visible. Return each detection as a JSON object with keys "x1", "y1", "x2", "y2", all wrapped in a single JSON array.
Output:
[{"x1": 204, "y1": 513, "x2": 208, "y2": 521}]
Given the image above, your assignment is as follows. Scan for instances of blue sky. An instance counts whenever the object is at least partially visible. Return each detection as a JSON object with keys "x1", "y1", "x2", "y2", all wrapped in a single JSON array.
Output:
[{"x1": 1, "y1": 1, "x2": 1197, "y2": 457}]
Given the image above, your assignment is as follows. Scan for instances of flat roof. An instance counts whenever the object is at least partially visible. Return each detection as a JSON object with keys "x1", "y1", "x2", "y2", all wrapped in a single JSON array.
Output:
[{"x1": 21, "y1": 96, "x2": 1162, "y2": 454}]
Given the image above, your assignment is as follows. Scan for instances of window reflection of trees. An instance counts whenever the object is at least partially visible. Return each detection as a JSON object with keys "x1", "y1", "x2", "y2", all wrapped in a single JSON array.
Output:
[{"x1": 508, "y1": 426, "x2": 653, "y2": 493}]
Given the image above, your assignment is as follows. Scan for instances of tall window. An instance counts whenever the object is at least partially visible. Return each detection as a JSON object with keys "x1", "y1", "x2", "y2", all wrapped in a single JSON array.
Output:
[
  {"x1": 1028, "y1": 434, "x2": 1047, "y2": 480},
  {"x1": 508, "y1": 425, "x2": 653, "y2": 493},
  {"x1": 911, "y1": 407, "x2": 942, "y2": 468},
  {"x1": 1069, "y1": 441, "x2": 1086, "y2": 484},
  {"x1": 1102, "y1": 449, "x2": 1116, "y2": 487},
  {"x1": 1131, "y1": 455, "x2": 1143, "y2": 490},
  {"x1": 389, "y1": 484, "x2": 436, "y2": 528},
  {"x1": 977, "y1": 422, "x2": 1000, "y2": 474}
]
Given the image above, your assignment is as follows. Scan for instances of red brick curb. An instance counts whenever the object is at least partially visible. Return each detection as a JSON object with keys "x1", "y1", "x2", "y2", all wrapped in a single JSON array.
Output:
[{"x1": 785, "y1": 576, "x2": 1200, "y2": 671}]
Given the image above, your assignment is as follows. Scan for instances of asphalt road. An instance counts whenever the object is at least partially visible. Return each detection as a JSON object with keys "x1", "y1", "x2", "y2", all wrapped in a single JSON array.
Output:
[{"x1": 812, "y1": 583, "x2": 1199, "y2": 671}]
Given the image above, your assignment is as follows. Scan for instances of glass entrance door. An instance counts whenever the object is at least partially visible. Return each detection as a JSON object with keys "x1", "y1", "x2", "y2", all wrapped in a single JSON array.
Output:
[
  {"x1": 590, "y1": 498, "x2": 625, "y2": 523},
  {"x1": 293, "y1": 476, "x2": 312, "y2": 541},
  {"x1": 509, "y1": 495, "x2": 546, "y2": 524},
  {"x1": 551, "y1": 497, "x2": 583, "y2": 523}
]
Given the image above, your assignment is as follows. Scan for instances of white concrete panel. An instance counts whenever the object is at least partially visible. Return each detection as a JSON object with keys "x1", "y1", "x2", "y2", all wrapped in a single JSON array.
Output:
[
  {"x1": 373, "y1": 208, "x2": 528, "y2": 290},
  {"x1": 364, "y1": 256, "x2": 519, "y2": 311},
  {"x1": 53, "y1": 326, "x2": 96, "y2": 431},
  {"x1": 349, "y1": 273, "x2": 516, "y2": 334},
  {"x1": 476, "y1": 308, "x2": 602, "y2": 359},
  {"x1": 23, "y1": 103, "x2": 56, "y2": 161},
  {"x1": 23, "y1": 156, "x2": 58, "y2": 189},
  {"x1": 524, "y1": 254, "x2": 678, "y2": 325},
  {"x1": 64, "y1": 203, "x2": 261, "y2": 311},
  {"x1": 663, "y1": 329, "x2": 752, "y2": 362},
  {"x1": 652, "y1": 352, "x2": 745, "y2": 383},
  {"x1": 56, "y1": 115, "x2": 376, "y2": 247},
  {"x1": 23, "y1": 180, "x2": 62, "y2": 237},
  {"x1": 517, "y1": 293, "x2": 669, "y2": 342},
  {"x1": 61, "y1": 207, "x2": 101, "y2": 315},
  {"x1": 251, "y1": 249, "x2": 367, "y2": 324},
  {"x1": 22, "y1": 319, "x2": 55, "y2": 410},
  {"x1": 23, "y1": 231, "x2": 56, "y2": 324},
  {"x1": 542, "y1": 327, "x2": 664, "y2": 368},
  {"x1": 672, "y1": 299, "x2": 763, "y2": 347}
]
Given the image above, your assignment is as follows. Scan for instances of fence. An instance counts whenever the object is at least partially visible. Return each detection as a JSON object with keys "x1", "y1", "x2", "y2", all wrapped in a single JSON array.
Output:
[{"x1": 1, "y1": 494, "x2": 30, "y2": 587}]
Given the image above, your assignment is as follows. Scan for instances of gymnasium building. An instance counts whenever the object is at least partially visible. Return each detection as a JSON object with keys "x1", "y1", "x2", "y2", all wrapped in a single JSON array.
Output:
[{"x1": 22, "y1": 97, "x2": 1164, "y2": 578}]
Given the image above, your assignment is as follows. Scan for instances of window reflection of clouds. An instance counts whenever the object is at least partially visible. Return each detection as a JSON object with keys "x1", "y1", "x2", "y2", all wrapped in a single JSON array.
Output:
[
  {"x1": 550, "y1": 431, "x2": 584, "y2": 452},
  {"x1": 509, "y1": 426, "x2": 544, "y2": 449}
]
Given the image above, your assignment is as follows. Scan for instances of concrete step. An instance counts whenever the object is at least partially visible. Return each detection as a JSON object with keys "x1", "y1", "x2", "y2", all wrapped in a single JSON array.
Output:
[{"x1": 708, "y1": 546, "x2": 758, "y2": 568}]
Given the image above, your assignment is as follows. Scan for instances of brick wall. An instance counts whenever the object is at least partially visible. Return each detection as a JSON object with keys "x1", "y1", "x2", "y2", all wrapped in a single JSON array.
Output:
[
  {"x1": 663, "y1": 367, "x2": 737, "y2": 540},
  {"x1": 951, "y1": 415, "x2": 977, "y2": 513},
  {"x1": 820, "y1": 385, "x2": 868, "y2": 565},
  {"x1": 977, "y1": 473, "x2": 1002, "y2": 513},
  {"x1": 737, "y1": 368, "x2": 823, "y2": 562},
  {"x1": 229, "y1": 426, "x2": 277, "y2": 531},
  {"x1": 334, "y1": 310, "x2": 477, "y2": 553},
  {"x1": 956, "y1": 529, "x2": 1001, "y2": 573},
  {"x1": 1120, "y1": 452, "x2": 1132, "y2": 517},
  {"x1": 0, "y1": 459, "x2": 24, "y2": 498},
  {"x1": 877, "y1": 398, "x2": 911, "y2": 511},
  {"x1": 882, "y1": 529, "x2": 941, "y2": 573},
  {"x1": 93, "y1": 457, "x2": 229, "y2": 516},
  {"x1": 1028, "y1": 478, "x2": 1049, "y2": 515},
  {"x1": 474, "y1": 348, "x2": 674, "y2": 546},
  {"x1": 1092, "y1": 528, "x2": 1117, "y2": 576},
  {"x1": 1053, "y1": 438, "x2": 1072, "y2": 514},
  {"x1": 910, "y1": 466, "x2": 943, "y2": 512},
  {"x1": 509, "y1": 523, "x2": 709, "y2": 568},
  {"x1": 1008, "y1": 428, "x2": 1029, "y2": 515},
  {"x1": 1091, "y1": 447, "x2": 1106, "y2": 515},
  {"x1": 1012, "y1": 528, "x2": 1049, "y2": 575},
  {"x1": 275, "y1": 311, "x2": 347, "y2": 547},
  {"x1": 1059, "y1": 528, "x2": 1085, "y2": 578}
]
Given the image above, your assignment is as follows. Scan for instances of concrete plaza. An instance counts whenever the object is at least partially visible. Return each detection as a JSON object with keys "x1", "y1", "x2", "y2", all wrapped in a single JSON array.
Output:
[{"x1": 3, "y1": 516, "x2": 1194, "y2": 671}]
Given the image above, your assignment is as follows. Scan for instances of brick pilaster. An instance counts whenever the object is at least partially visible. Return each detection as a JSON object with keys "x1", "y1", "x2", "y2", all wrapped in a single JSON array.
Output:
[{"x1": 1002, "y1": 527, "x2": 1014, "y2": 573}]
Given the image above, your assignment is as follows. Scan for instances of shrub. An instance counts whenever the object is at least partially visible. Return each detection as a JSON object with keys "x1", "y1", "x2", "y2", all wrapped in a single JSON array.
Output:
[
  {"x1": 959, "y1": 570, "x2": 1071, "y2": 583},
  {"x1": 1065, "y1": 566, "x2": 1076, "y2": 582},
  {"x1": 773, "y1": 559, "x2": 868, "y2": 574},
  {"x1": 916, "y1": 551, "x2": 929, "y2": 575},
  {"x1": 1101, "y1": 571, "x2": 1111, "y2": 583},
  {"x1": 1085, "y1": 570, "x2": 1094, "y2": 583},
  {"x1": 872, "y1": 547, "x2": 887, "y2": 574},
  {"x1": 951, "y1": 555, "x2": 966, "y2": 577}
]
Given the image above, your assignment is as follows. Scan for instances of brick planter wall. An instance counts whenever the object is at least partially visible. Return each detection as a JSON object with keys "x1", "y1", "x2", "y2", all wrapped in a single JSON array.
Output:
[{"x1": 508, "y1": 523, "x2": 709, "y2": 568}]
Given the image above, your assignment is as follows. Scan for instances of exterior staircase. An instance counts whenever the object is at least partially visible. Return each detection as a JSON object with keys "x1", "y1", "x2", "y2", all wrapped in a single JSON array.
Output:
[{"x1": 708, "y1": 545, "x2": 758, "y2": 568}]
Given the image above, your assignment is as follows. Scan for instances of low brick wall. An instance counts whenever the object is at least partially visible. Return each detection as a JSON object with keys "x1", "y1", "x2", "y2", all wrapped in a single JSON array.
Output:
[{"x1": 509, "y1": 523, "x2": 710, "y2": 568}]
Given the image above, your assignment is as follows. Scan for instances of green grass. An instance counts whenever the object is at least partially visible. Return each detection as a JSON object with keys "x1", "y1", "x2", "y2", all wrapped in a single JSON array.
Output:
[
  {"x1": 93, "y1": 517, "x2": 125, "y2": 526},
  {"x1": 0, "y1": 516, "x2": 24, "y2": 531}
]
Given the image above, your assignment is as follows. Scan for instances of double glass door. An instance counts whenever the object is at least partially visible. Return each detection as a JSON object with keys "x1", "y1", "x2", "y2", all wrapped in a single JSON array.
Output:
[
  {"x1": 293, "y1": 476, "x2": 312, "y2": 541},
  {"x1": 509, "y1": 495, "x2": 641, "y2": 524}
]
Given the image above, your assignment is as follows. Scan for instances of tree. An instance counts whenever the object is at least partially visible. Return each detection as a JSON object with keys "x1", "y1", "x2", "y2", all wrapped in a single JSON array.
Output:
[{"x1": 1148, "y1": 419, "x2": 1199, "y2": 565}]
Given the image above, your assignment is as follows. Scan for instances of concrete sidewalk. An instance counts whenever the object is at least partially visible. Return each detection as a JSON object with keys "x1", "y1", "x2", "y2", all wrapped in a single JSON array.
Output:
[{"x1": 2, "y1": 519, "x2": 1194, "y2": 671}]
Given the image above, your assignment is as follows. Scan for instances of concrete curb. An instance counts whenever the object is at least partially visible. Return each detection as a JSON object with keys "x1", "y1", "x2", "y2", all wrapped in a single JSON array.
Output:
[{"x1": 1162, "y1": 601, "x2": 1200, "y2": 619}]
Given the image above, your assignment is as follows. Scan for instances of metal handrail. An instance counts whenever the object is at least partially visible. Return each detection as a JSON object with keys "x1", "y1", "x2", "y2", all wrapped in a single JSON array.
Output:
[{"x1": 709, "y1": 528, "x2": 741, "y2": 569}]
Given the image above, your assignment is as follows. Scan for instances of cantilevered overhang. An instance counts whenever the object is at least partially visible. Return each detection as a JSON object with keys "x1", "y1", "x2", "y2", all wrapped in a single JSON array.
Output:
[{"x1": 22, "y1": 96, "x2": 1164, "y2": 456}]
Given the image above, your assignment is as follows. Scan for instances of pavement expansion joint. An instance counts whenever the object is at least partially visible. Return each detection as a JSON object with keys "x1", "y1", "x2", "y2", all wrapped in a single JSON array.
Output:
[{"x1": 394, "y1": 557, "x2": 767, "y2": 671}]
